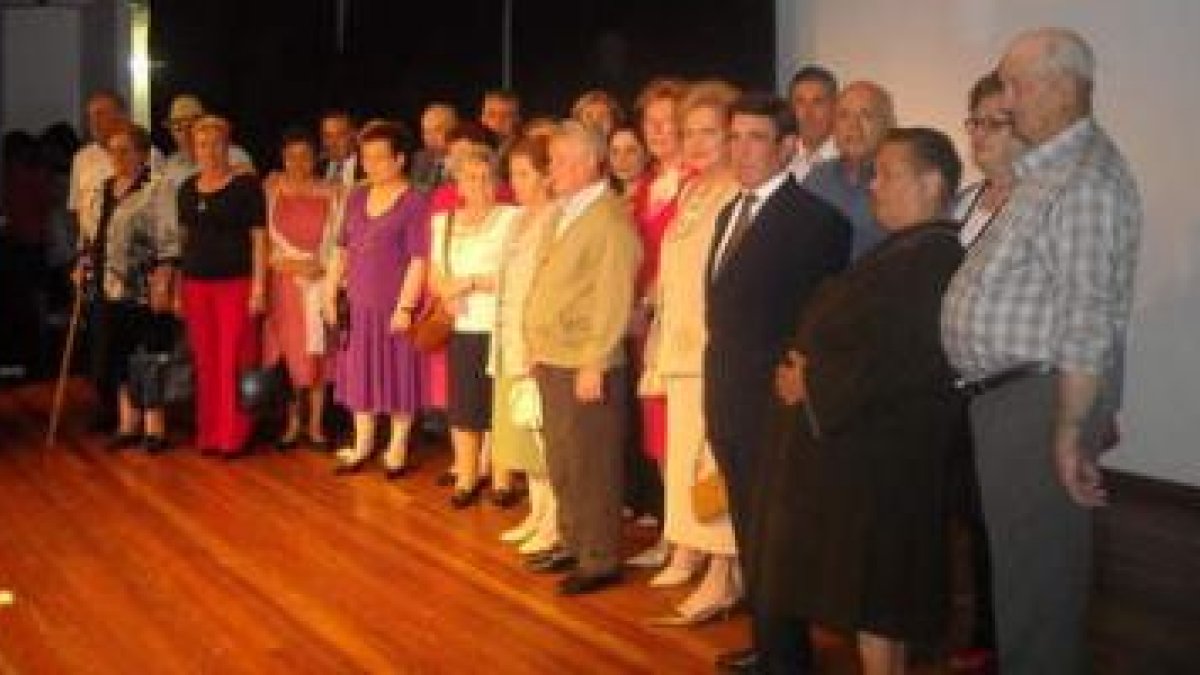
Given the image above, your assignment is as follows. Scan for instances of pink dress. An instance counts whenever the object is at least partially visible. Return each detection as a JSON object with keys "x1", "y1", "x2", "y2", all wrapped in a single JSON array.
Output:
[
  {"x1": 631, "y1": 168, "x2": 688, "y2": 462},
  {"x1": 264, "y1": 192, "x2": 333, "y2": 388}
]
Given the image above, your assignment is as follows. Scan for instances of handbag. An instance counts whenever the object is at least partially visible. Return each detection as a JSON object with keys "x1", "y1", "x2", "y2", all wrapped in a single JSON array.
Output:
[
  {"x1": 127, "y1": 317, "x2": 193, "y2": 409},
  {"x1": 407, "y1": 298, "x2": 454, "y2": 353},
  {"x1": 407, "y1": 209, "x2": 456, "y2": 353},
  {"x1": 237, "y1": 359, "x2": 292, "y2": 413},
  {"x1": 508, "y1": 377, "x2": 543, "y2": 430},
  {"x1": 236, "y1": 318, "x2": 292, "y2": 413},
  {"x1": 690, "y1": 442, "x2": 729, "y2": 523}
]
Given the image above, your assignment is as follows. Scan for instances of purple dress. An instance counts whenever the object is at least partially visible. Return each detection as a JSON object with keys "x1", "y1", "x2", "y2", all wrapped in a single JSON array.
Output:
[{"x1": 334, "y1": 187, "x2": 428, "y2": 413}]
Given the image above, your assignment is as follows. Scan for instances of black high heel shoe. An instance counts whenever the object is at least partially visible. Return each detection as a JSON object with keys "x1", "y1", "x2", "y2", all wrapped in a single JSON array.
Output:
[{"x1": 450, "y1": 480, "x2": 486, "y2": 509}]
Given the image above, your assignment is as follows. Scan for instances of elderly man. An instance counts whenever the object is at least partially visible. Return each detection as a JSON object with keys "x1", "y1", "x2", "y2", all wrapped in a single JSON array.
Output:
[
  {"x1": 786, "y1": 65, "x2": 840, "y2": 182},
  {"x1": 803, "y1": 80, "x2": 895, "y2": 259},
  {"x1": 706, "y1": 93, "x2": 852, "y2": 674},
  {"x1": 942, "y1": 28, "x2": 1142, "y2": 675},
  {"x1": 410, "y1": 102, "x2": 458, "y2": 191},
  {"x1": 161, "y1": 94, "x2": 254, "y2": 187},
  {"x1": 523, "y1": 120, "x2": 642, "y2": 596},
  {"x1": 69, "y1": 90, "x2": 130, "y2": 243}
]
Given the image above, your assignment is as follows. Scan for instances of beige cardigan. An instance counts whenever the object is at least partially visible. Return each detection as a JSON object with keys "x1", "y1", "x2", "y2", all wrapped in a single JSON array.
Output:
[{"x1": 523, "y1": 189, "x2": 642, "y2": 371}]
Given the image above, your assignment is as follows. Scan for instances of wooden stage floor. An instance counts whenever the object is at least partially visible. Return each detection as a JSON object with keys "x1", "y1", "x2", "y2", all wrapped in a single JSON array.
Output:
[{"x1": 1, "y1": 380, "x2": 1195, "y2": 673}]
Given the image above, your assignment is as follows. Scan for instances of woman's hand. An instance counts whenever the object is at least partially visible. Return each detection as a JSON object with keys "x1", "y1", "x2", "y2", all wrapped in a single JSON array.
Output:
[
  {"x1": 775, "y1": 350, "x2": 807, "y2": 406},
  {"x1": 390, "y1": 306, "x2": 413, "y2": 333},
  {"x1": 249, "y1": 283, "x2": 266, "y2": 316},
  {"x1": 148, "y1": 266, "x2": 174, "y2": 313}
]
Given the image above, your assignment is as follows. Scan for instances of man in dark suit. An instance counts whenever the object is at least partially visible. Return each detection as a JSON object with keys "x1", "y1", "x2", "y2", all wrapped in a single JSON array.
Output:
[{"x1": 705, "y1": 93, "x2": 852, "y2": 674}]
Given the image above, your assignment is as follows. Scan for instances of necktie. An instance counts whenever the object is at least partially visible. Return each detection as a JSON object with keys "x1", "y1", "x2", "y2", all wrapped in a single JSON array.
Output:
[{"x1": 717, "y1": 192, "x2": 757, "y2": 272}]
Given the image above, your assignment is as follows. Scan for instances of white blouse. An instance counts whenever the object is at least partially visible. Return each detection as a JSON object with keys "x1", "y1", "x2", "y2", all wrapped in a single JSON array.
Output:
[{"x1": 431, "y1": 205, "x2": 516, "y2": 333}]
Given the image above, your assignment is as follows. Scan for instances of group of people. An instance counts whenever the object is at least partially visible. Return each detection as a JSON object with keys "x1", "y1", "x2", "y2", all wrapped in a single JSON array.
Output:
[{"x1": 61, "y1": 25, "x2": 1140, "y2": 675}]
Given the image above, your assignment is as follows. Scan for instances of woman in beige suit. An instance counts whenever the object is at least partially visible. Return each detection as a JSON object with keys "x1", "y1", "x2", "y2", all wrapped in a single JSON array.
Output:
[{"x1": 642, "y1": 80, "x2": 742, "y2": 623}]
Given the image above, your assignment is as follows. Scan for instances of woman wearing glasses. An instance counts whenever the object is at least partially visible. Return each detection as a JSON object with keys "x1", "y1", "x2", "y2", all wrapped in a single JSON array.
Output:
[{"x1": 954, "y1": 72, "x2": 1027, "y2": 246}]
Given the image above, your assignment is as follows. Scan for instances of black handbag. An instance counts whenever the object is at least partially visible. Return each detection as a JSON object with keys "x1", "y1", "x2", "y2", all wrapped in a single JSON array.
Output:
[
  {"x1": 127, "y1": 321, "x2": 193, "y2": 408},
  {"x1": 237, "y1": 359, "x2": 292, "y2": 413},
  {"x1": 236, "y1": 317, "x2": 292, "y2": 413}
]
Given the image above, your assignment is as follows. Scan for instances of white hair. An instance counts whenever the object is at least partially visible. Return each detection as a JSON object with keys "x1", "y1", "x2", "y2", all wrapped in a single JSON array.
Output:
[
  {"x1": 1018, "y1": 27, "x2": 1096, "y2": 83},
  {"x1": 551, "y1": 119, "x2": 606, "y2": 166}
]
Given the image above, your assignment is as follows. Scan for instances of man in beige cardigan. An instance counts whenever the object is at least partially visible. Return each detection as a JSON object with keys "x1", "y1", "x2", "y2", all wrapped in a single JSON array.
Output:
[{"x1": 523, "y1": 121, "x2": 642, "y2": 596}]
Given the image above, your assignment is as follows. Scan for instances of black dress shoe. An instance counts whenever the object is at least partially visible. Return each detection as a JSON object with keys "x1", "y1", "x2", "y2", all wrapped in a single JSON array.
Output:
[
  {"x1": 199, "y1": 446, "x2": 222, "y2": 457},
  {"x1": 274, "y1": 433, "x2": 301, "y2": 451},
  {"x1": 384, "y1": 464, "x2": 413, "y2": 480},
  {"x1": 221, "y1": 444, "x2": 255, "y2": 460},
  {"x1": 450, "y1": 481, "x2": 485, "y2": 509},
  {"x1": 525, "y1": 552, "x2": 578, "y2": 574},
  {"x1": 106, "y1": 432, "x2": 142, "y2": 451},
  {"x1": 558, "y1": 570, "x2": 622, "y2": 596},
  {"x1": 490, "y1": 487, "x2": 523, "y2": 509},
  {"x1": 142, "y1": 435, "x2": 170, "y2": 454},
  {"x1": 435, "y1": 470, "x2": 456, "y2": 487},
  {"x1": 715, "y1": 648, "x2": 761, "y2": 674}
]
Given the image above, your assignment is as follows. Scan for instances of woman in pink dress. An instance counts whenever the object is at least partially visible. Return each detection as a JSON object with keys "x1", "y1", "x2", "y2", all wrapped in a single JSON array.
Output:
[
  {"x1": 263, "y1": 129, "x2": 340, "y2": 449},
  {"x1": 626, "y1": 78, "x2": 690, "y2": 567}
]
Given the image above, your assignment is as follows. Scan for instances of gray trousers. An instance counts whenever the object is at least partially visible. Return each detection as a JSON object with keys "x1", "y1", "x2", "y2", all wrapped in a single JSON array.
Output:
[
  {"x1": 535, "y1": 365, "x2": 628, "y2": 575},
  {"x1": 970, "y1": 373, "x2": 1092, "y2": 675}
]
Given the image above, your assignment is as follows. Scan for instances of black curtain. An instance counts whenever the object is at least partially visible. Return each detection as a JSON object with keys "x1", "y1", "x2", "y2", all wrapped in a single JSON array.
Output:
[{"x1": 150, "y1": 0, "x2": 774, "y2": 168}]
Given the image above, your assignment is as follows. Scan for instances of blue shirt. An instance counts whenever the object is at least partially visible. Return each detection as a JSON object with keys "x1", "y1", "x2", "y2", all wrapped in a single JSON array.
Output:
[{"x1": 803, "y1": 158, "x2": 886, "y2": 260}]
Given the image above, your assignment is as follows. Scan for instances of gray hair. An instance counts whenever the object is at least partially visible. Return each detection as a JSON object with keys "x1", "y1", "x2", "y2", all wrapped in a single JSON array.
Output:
[
  {"x1": 1020, "y1": 27, "x2": 1096, "y2": 83},
  {"x1": 551, "y1": 119, "x2": 607, "y2": 165}
]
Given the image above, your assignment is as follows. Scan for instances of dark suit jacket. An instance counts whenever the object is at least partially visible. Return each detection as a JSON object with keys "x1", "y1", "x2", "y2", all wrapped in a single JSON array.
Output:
[{"x1": 703, "y1": 175, "x2": 852, "y2": 499}]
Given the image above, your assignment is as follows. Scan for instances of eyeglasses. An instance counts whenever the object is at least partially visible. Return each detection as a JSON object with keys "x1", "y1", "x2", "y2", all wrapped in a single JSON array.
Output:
[{"x1": 964, "y1": 116, "x2": 1013, "y2": 133}]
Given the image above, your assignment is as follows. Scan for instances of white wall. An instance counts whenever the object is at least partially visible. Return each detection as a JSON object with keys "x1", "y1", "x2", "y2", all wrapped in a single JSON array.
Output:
[
  {"x1": 1, "y1": 0, "x2": 130, "y2": 137},
  {"x1": 777, "y1": 0, "x2": 1200, "y2": 487},
  {"x1": 2, "y1": 7, "x2": 83, "y2": 133}
]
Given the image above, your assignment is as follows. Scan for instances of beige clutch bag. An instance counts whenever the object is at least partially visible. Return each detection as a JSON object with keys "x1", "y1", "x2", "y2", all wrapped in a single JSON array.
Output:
[
  {"x1": 509, "y1": 377, "x2": 543, "y2": 431},
  {"x1": 691, "y1": 469, "x2": 729, "y2": 523}
]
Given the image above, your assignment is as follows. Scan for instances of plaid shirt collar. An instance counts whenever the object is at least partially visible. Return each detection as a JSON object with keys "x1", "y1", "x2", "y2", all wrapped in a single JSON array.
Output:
[{"x1": 1014, "y1": 116, "x2": 1094, "y2": 179}]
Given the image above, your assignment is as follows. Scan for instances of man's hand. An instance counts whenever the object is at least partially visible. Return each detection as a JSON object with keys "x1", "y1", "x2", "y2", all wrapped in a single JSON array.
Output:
[
  {"x1": 575, "y1": 367, "x2": 604, "y2": 403},
  {"x1": 775, "y1": 350, "x2": 807, "y2": 406},
  {"x1": 1054, "y1": 425, "x2": 1108, "y2": 508}
]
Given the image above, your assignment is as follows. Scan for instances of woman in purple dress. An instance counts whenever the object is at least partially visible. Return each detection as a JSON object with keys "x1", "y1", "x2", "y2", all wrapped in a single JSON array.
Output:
[{"x1": 323, "y1": 120, "x2": 429, "y2": 476}]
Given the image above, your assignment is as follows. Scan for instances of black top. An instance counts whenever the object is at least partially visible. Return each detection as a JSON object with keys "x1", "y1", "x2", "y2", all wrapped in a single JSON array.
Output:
[{"x1": 178, "y1": 173, "x2": 265, "y2": 279}]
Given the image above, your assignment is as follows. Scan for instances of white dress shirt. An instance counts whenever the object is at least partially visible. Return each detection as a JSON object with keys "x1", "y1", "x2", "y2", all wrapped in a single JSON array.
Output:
[
  {"x1": 711, "y1": 169, "x2": 790, "y2": 274},
  {"x1": 788, "y1": 136, "x2": 839, "y2": 183},
  {"x1": 554, "y1": 180, "x2": 609, "y2": 239}
]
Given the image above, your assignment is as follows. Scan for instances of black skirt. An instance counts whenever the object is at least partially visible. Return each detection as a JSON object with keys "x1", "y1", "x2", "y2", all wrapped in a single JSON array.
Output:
[{"x1": 446, "y1": 331, "x2": 493, "y2": 431}]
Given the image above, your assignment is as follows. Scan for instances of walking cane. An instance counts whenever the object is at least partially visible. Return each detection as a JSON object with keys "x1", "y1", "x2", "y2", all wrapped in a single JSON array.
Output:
[{"x1": 46, "y1": 286, "x2": 85, "y2": 447}]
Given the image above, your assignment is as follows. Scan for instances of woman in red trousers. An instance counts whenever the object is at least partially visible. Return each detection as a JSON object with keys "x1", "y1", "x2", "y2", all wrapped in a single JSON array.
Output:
[{"x1": 177, "y1": 115, "x2": 266, "y2": 457}]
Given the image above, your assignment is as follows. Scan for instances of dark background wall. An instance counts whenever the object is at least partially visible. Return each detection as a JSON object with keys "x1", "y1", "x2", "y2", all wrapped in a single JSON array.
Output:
[{"x1": 149, "y1": 0, "x2": 775, "y2": 167}]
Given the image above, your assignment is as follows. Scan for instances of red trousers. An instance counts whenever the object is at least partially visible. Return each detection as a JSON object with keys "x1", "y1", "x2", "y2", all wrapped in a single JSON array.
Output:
[{"x1": 182, "y1": 277, "x2": 256, "y2": 453}]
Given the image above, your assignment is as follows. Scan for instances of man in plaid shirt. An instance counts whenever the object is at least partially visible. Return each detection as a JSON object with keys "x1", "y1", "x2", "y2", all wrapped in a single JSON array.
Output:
[{"x1": 941, "y1": 27, "x2": 1142, "y2": 675}]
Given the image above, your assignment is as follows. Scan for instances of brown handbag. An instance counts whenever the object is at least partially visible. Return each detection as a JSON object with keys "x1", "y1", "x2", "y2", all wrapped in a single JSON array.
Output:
[
  {"x1": 691, "y1": 442, "x2": 729, "y2": 523},
  {"x1": 408, "y1": 299, "x2": 454, "y2": 353},
  {"x1": 407, "y1": 210, "x2": 456, "y2": 353}
]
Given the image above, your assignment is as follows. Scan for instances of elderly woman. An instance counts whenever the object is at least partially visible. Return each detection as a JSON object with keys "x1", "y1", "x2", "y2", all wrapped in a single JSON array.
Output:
[
  {"x1": 607, "y1": 125, "x2": 648, "y2": 198},
  {"x1": 325, "y1": 120, "x2": 428, "y2": 476},
  {"x1": 178, "y1": 115, "x2": 266, "y2": 458},
  {"x1": 263, "y1": 128, "x2": 341, "y2": 450},
  {"x1": 954, "y1": 71, "x2": 1027, "y2": 246},
  {"x1": 641, "y1": 80, "x2": 742, "y2": 624},
  {"x1": 627, "y1": 77, "x2": 689, "y2": 568},
  {"x1": 492, "y1": 136, "x2": 561, "y2": 552},
  {"x1": 571, "y1": 89, "x2": 624, "y2": 138},
  {"x1": 945, "y1": 70, "x2": 1025, "y2": 671},
  {"x1": 429, "y1": 145, "x2": 515, "y2": 508},
  {"x1": 80, "y1": 122, "x2": 179, "y2": 452},
  {"x1": 760, "y1": 128, "x2": 965, "y2": 675}
]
